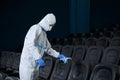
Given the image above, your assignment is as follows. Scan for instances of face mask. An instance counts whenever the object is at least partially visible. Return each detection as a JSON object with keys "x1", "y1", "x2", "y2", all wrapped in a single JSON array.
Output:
[
  {"x1": 48, "y1": 26, "x2": 52, "y2": 31},
  {"x1": 48, "y1": 24, "x2": 54, "y2": 31}
]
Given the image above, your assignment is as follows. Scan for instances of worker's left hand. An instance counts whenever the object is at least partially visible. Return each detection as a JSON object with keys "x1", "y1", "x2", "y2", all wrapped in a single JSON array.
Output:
[
  {"x1": 37, "y1": 58, "x2": 45, "y2": 68},
  {"x1": 58, "y1": 54, "x2": 72, "y2": 64}
]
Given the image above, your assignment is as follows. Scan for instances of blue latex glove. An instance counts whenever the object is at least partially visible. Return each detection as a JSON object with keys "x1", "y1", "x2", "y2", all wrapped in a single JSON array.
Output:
[
  {"x1": 58, "y1": 54, "x2": 71, "y2": 64},
  {"x1": 37, "y1": 59, "x2": 45, "y2": 68}
]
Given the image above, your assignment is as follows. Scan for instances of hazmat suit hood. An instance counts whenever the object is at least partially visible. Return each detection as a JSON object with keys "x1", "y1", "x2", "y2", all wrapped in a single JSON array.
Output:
[{"x1": 38, "y1": 13, "x2": 56, "y2": 31}]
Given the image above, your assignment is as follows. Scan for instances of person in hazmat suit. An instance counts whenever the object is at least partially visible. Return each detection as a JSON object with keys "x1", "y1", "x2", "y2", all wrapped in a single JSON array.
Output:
[{"x1": 19, "y1": 13, "x2": 71, "y2": 80}]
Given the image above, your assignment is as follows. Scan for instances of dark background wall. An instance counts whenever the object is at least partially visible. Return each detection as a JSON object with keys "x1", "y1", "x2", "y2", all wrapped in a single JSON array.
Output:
[
  {"x1": 0, "y1": 0, "x2": 69, "y2": 51},
  {"x1": 0, "y1": 0, "x2": 120, "y2": 51},
  {"x1": 91, "y1": 0, "x2": 120, "y2": 29}
]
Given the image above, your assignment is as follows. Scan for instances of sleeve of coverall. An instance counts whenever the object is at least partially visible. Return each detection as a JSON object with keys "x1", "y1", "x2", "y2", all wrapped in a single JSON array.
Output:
[
  {"x1": 25, "y1": 25, "x2": 42, "y2": 60},
  {"x1": 45, "y1": 39, "x2": 60, "y2": 58}
]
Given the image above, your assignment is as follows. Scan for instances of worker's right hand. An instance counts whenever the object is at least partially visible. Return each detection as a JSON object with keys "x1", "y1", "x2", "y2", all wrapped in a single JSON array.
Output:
[
  {"x1": 37, "y1": 58, "x2": 45, "y2": 68},
  {"x1": 58, "y1": 54, "x2": 71, "y2": 64}
]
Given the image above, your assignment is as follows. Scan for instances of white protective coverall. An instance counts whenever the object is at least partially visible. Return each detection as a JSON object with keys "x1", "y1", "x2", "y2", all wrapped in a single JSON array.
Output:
[{"x1": 19, "y1": 13, "x2": 60, "y2": 80}]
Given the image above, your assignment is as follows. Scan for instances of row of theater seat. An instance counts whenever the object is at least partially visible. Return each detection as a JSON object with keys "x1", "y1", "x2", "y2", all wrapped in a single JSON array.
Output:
[
  {"x1": 0, "y1": 45, "x2": 120, "y2": 80},
  {"x1": 72, "y1": 37, "x2": 120, "y2": 47},
  {"x1": 50, "y1": 36, "x2": 120, "y2": 48},
  {"x1": 38, "y1": 45, "x2": 120, "y2": 80},
  {"x1": 0, "y1": 26, "x2": 120, "y2": 80},
  {"x1": 1, "y1": 45, "x2": 120, "y2": 80},
  {"x1": 49, "y1": 26, "x2": 120, "y2": 46},
  {"x1": 0, "y1": 51, "x2": 20, "y2": 80}
]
